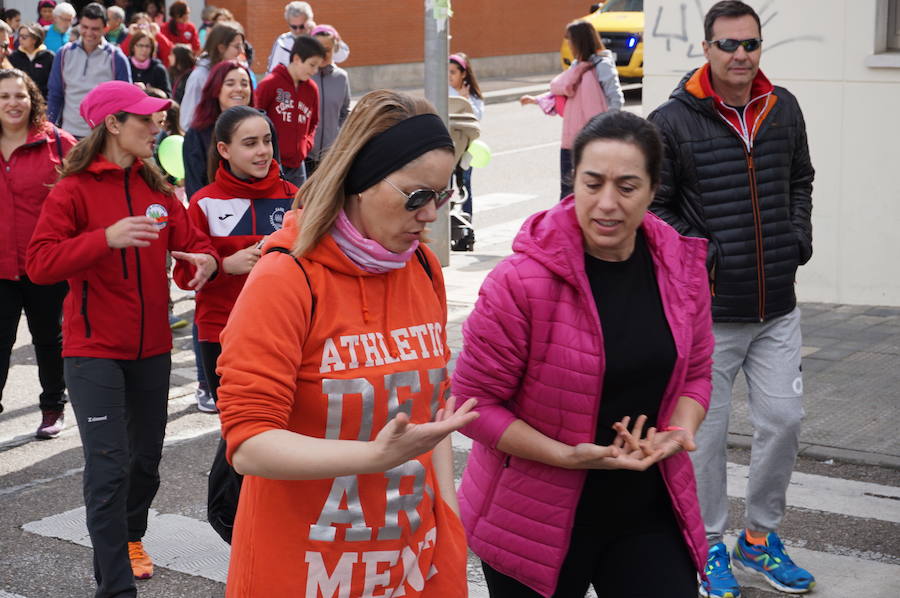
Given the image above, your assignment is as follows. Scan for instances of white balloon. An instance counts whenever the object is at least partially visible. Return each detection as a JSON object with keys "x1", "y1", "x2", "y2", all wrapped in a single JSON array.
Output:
[{"x1": 333, "y1": 40, "x2": 350, "y2": 64}]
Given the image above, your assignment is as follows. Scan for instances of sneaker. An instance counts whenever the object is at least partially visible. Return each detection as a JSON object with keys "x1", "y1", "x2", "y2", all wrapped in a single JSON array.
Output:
[
  {"x1": 36, "y1": 409, "x2": 65, "y2": 439},
  {"x1": 699, "y1": 542, "x2": 741, "y2": 598},
  {"x1": 128, "y1": 541, "x2": 154, "y2": 579},
  {"x1": 732, "y1": 532, "x2": 816, "y2": 594},
  {"x1": 169, "y1": 313, "x2": 189, "y2": 330},
  {"x1": 196, "y1": 386, "x2": 217, "y2": 413}
]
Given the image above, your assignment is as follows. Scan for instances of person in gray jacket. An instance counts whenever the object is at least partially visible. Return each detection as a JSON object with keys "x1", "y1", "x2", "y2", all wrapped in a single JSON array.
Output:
[
  {"x1": 304, "y1": 24, "x2": 350, "y2": 176},
  {"x1": 47, "y1": 2, "x2": 130, "y2": 138}
]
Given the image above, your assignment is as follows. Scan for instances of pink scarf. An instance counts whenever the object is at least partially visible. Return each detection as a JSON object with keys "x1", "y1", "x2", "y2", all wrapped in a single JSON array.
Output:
[
  {"x1": 331, "y1": 210, "x2": 418, "y2": 273},
  {"x1": 130, "y1": 56, "x2": 151, "y2": 70}
]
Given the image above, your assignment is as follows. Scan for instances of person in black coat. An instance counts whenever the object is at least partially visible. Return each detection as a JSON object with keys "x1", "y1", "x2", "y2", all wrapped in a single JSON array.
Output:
[
  {"x1": 8, "y1": 24, "x2": 54, "y2": 99},
  {"x1": 128, "y1": 30, "x2": 171, "y2": 96}
]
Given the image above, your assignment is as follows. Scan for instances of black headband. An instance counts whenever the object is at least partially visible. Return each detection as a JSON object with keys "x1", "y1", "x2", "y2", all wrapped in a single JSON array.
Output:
[{"x1": 344, "y1": 113, "x2": 454, "y2": 194}]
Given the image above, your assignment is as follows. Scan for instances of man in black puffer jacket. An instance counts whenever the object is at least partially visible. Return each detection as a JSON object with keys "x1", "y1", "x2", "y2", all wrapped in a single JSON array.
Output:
[{"x1": 648, "y1": 2, "x2": 816, "y2": 597}]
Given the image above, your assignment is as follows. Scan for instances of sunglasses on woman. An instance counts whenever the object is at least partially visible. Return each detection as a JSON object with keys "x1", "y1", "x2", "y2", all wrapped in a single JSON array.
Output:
[
  {"x1": 383, "y1": 178, "x2": 454, "y2": 211},
  {"x1": 710, "y1": 38, "x2": 762, "y2": 52}
]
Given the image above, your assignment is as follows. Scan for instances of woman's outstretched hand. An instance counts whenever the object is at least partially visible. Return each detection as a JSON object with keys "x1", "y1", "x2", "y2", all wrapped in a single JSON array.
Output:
[
  {"x1": 643, "y1": 427, "x2": 697, "y2": 460},
  {"x1": 171, "y1": 251, "x2": 218, "y2": 291},
  {"x1": 372, "y1": 396, "x2": 478, "y2": 471},
  {"x1": 562, "y1": 414, "x2": 664, "y2": 471}
]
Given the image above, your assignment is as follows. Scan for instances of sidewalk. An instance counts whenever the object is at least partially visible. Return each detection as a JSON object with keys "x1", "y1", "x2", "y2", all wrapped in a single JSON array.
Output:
[
  {"x1": 436, "y1": 219, "x2": 900, "y2": 471},
  {"x1": 352, "y1": 71, "x2": 640, "y2": 105}
]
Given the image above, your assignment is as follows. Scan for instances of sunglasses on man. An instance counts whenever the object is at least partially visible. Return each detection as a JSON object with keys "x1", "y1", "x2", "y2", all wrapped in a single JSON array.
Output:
[
  {"x1": 383, "y1": 178, "x2": 454, "y2": 211},
  {"x1": 710, "y1": 38, "x2": 762, "y2": 52},
  {"x1": 290, "y1": 24, "x2": 308, "y2": 32}
]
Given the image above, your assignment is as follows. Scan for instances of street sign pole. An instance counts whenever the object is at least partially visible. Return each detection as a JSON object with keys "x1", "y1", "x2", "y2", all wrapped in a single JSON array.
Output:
[{"x1": 424, "y1": 0, "x2": 451, "y2": 266}]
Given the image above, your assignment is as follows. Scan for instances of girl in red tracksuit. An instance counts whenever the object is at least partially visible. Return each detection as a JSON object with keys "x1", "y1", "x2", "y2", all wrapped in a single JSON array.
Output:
[
  {"x1": 162, "y1": 1, "x2": 200, "y2": 54},
  {"x1": 25, "y1": 81, "x2": 218, "y2": 598},
  {"x1": 174, "y1": 105, "x2": 297, "y2": 400}
]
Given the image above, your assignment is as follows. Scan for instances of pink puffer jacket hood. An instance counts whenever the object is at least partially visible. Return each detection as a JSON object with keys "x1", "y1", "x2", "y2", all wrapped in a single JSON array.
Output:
[{"x1": 453, "y1": 196, "x2": 713, "y2": 596}]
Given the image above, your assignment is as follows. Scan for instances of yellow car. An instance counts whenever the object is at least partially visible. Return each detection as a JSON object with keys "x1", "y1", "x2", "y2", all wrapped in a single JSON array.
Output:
[{"x1": 560, "y1": 0, "x2": 644, "y2": 82}]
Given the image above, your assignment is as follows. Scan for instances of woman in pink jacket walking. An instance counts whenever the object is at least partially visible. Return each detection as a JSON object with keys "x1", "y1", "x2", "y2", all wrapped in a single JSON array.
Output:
[
  {"x1": 520, "y1": 19, "x2": 623, "y2": 199},
  {"x1": 453, "y1": 110, "x2": 713, "y2": 597}
]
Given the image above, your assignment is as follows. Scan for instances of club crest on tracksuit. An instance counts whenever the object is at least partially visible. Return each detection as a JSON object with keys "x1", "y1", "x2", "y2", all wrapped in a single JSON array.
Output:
[{"x1": 146, "y1": 204, "x2": 169, "y2": 229}]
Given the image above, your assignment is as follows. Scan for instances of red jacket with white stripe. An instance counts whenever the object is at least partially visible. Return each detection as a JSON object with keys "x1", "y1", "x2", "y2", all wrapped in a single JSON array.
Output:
[
  {"x1": 173, "y1": 161, "x2": 297, "y2": 343},
  {"x1": 26, "y1": 154, "x2": 217, "y2": 360}
]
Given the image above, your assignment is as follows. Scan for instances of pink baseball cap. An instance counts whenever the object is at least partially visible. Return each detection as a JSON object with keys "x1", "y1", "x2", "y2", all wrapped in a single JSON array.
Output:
[{"x1": 79, "y1": 81, "x2": 172, "y2": 129}]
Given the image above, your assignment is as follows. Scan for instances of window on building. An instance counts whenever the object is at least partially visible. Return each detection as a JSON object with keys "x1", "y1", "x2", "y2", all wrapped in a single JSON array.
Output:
[
  {"x1": 866, "y1": 0, "x2": 900, "y2": 67},
  {"x1": 889, "y1": 0, "x2": 900, "y2": 50}
]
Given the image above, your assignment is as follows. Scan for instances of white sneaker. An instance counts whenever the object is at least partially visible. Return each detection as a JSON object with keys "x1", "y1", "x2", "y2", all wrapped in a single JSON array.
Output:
[{"x1": 196, "y1": 387, "x2": 217, "y2": 413}]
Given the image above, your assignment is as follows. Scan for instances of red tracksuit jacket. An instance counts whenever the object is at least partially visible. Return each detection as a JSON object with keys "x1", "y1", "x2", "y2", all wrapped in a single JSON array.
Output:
[
  {"x1": 0, "y1": 122, "x2": 77, "y2": 280},
  {"x1": 173, "y1": 160, "x2": 297, "y2": 343}
]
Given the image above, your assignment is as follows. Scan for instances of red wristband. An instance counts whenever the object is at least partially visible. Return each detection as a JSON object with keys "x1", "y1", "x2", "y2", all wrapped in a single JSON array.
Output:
[{"x1": 663, "y1": 425, "x2": 687, "y2": 432}]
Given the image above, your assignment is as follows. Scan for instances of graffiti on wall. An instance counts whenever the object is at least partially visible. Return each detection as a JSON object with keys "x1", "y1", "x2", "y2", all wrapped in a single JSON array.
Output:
[{"x1": 650, "y1": 0, "x2": 824, "y2": 66}]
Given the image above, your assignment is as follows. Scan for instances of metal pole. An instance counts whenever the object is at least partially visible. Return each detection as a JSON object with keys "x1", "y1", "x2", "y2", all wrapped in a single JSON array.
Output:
[{"x1": 424, "y1": 0, "x2": 450, "y2": 266}]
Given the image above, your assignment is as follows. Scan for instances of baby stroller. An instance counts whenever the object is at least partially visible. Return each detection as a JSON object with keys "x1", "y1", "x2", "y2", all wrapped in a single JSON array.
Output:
[{"x1": 448, "y1": 96, "x2": 481, "y2": 252}]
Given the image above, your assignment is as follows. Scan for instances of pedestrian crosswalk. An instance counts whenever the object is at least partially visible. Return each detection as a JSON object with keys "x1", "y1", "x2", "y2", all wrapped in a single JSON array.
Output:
[{"x1": 13, "y1": 446, "x2": 900, "y2": 598}]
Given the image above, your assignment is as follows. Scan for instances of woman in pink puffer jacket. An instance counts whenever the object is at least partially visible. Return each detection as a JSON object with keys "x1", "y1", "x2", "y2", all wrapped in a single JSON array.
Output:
[{"x1": 453, "y1": 111, "x2": 713, "y2": 598}]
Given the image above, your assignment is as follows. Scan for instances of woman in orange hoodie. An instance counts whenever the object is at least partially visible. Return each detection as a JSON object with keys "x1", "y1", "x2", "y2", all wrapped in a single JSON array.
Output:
[{"x1": 215, "y1": 90, "x2": 477, "y2": 596}]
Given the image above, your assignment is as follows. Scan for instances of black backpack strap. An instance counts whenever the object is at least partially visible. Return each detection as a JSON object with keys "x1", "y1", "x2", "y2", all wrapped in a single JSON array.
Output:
[
  {"x1": 265, "y1": 246, "x2": 316, "y2": 317},
  {"x1": 52, "y1": 125, "x2": 63, "y2": 160},
  {"x1": 414, "y1": 246, "x2": 433, "y2": 281}
]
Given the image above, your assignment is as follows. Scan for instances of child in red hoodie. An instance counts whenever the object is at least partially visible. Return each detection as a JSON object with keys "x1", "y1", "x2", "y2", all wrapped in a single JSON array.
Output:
[{"x1": 254, "y1": 35, "x2": 325, "y2": 187}]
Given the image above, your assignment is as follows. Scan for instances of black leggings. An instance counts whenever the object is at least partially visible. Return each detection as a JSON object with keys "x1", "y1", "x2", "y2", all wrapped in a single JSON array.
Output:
[
  {"x1": 0, "y1": 276, "x2": 67, "y2": 411},
  {"x1": 65, "y1": 353, "x2": 171, "y2": 598},
  {"x1": 198, "y1": 341, "x2": 222, "y2": 401},
  {"x1": 481, "y1": 519, "x2": 697, "y2": 598}
]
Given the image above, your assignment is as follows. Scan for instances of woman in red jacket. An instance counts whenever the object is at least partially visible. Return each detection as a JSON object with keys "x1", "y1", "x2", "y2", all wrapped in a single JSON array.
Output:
[
  {"x1": 175, "y1": 105, "x2": 297, "y2": 402},
  {"x1": 0, "y1": 68, "x2": 76, "y2": 434},
  {"x1": 25, "y1": 81, "x2": 217, "y2": 598},
  {"x1": 162, "y1": 1, "x2": 200, "y2": 54}
]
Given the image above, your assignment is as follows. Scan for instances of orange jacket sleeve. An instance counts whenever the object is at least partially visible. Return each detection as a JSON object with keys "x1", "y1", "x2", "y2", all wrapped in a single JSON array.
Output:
[{"x1": 216, "y1": 250, "x2": 314, "y2": 462}]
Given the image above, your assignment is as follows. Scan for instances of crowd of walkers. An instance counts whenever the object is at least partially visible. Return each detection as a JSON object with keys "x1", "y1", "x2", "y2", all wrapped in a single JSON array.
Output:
[{"x1": 1, "y1": 1, "x2": 819, "y2": 598}]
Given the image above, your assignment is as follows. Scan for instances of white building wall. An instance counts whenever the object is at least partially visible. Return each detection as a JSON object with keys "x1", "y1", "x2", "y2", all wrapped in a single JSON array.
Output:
[{"x1": 643, "y1": 0, "x2": 900, "y2": 306}]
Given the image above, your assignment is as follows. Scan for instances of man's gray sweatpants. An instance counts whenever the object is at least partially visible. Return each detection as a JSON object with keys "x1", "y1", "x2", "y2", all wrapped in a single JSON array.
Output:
[{"x1": 691, "y1": 307, "x2": 805, "y2": 545}]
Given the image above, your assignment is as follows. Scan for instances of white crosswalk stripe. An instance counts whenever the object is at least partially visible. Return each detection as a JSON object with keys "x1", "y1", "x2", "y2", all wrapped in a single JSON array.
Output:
[{"x1": 727, "y1": 462, "x2": 900, "y2": 524}]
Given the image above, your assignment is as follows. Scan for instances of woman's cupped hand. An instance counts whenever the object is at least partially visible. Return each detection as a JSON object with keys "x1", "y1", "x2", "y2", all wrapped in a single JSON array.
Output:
[
  {"x1": 372, "y1": 396, "x2": 479, "y2": 471},
  {"x1": 562, "y1": 414, "x2": 695, "y2": 471}
]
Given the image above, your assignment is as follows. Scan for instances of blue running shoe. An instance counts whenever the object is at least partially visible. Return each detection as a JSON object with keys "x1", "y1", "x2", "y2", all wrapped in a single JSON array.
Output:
[
  {"x1": 732, "y1": 532, "x2": 816, "y2": 594},
  {"x1": 699, "y1": 542, "x2": 741, "y2": 598}
]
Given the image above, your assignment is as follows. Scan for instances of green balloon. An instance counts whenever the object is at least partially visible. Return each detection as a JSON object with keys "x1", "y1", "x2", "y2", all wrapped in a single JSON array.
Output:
[
  {"x1": 468, "y1": 139, "x2": 492, "y2": 168},
  {"x1": 158, "y1": 134, "x2": 185, "y2": 180}
]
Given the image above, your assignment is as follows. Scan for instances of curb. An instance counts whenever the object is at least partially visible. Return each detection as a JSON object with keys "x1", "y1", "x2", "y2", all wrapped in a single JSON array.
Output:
[
  {"x1": 728, "y1": 433, "x2": 900, "y2": 470},
  {"x1": 483, "y1": 82, "x2": 643, "y2": 105}
]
